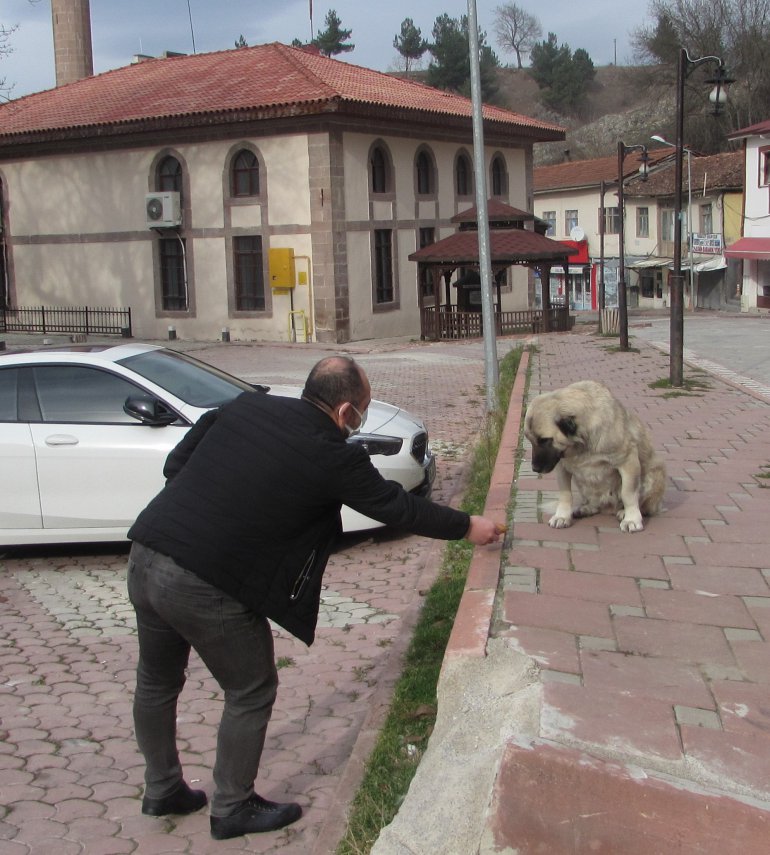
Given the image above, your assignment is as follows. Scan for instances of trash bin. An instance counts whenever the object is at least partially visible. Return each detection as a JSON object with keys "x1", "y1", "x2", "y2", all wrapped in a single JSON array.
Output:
[{"x1": 601, "y1": 308, "x2": 620, "y2": 335}]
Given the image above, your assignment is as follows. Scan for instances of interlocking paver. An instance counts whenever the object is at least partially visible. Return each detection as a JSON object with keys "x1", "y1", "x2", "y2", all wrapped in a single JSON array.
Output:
[{"x1": 0, "y1": 334, "x2": 518, "y2": 853}]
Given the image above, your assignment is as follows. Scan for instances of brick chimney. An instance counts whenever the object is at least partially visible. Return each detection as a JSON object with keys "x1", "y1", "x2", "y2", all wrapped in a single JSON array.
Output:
[{"x1": 51, "y1": 0, "x2": 94, "y2": 86}]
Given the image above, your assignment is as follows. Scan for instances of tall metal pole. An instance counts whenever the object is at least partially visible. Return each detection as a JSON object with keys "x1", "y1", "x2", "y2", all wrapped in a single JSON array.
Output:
[
  {"x1": 670, "y1": 47, "x2": 686, "y2": 387},
  {"x1": 467, "y1": 0, "x2": 498, "y2": 411},
  {"x1": 687, "y1": 150, "x2": 694, "y2": 309},
  {"x1": 598, "y1": 180, "x2": 606, "y2": 332},
  {"x1": 617, "y1": 142, "x2": 629, "y2": 350}
]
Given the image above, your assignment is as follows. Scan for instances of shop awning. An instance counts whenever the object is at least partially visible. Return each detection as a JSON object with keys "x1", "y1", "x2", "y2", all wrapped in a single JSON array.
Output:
[
  {"x1": 725, "y1": 237, "x2": 770, "y2": 260},
  {"x1": 627, "y1": 256, "x2": 673, "y2": 269},
  {"x1": 678, "y1": 255, "x2": 727, "y2": 272}
]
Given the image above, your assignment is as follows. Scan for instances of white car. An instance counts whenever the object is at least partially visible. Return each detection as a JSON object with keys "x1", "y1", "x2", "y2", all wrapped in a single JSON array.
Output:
[{"x1": 0, "y1": 343, "x2": 435, "y2": 545}]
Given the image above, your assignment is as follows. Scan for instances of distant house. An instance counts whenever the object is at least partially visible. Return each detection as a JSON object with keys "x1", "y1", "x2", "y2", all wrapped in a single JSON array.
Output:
[
  {"x1": 0, "y1": 43, "x2": 564, "y2": 343},
  {"x1": 726, "y1": 119, "x2": 770, "y2": 311},
  {"x1": 534, "y1": 149, "x2": 743, "y2": 312}
]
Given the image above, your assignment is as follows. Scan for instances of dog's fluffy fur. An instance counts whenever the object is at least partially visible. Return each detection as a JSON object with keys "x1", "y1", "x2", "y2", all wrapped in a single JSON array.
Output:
[{"x1": 523, "y1": 380, "x2": 666, "y2": 532}]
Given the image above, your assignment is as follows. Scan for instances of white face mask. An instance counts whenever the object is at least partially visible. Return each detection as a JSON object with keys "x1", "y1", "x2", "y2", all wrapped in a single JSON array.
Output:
[{"x1": 344, "y1": 403, "x2": 368, "y2": 437}]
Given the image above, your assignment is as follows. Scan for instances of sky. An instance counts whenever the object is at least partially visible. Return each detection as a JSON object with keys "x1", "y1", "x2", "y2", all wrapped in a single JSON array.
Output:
[{"x1": 1, "y1": 0, "x2": 652, "y2": 100}]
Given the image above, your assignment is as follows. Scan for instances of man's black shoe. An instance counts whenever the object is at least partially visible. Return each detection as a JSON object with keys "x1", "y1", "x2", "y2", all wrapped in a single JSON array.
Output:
[
  {"x1": 142, "y1": 780, "x2": 208, "y2": 816},
  {"x1": 210, "y1": 794, "x2": 302, "y2": 838}
]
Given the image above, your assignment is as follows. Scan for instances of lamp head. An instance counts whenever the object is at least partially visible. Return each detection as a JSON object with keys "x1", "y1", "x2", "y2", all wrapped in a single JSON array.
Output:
[{"x1": 705, "y1": 64, "x2": 734, "y2": 116}]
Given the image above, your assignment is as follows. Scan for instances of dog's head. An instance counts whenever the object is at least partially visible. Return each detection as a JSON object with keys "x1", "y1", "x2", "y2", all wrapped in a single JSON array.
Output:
[{"x1": 524, "y1": 395, "x2": 579, "y2": 474}]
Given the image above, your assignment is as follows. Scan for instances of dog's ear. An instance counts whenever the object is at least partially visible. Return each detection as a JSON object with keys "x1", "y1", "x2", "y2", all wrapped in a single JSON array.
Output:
[{"x1": 556, "y1": 415, "x2": 578, "y2": 436}]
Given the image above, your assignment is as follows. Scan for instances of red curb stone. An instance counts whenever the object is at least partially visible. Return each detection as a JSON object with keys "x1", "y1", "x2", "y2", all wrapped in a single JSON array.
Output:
[
  {"x1": 488, "y1": 741, "x2": 770, "y2": 854},
  {"x1": 445, "y1": 590, "x2": 495, "y2": 660}
]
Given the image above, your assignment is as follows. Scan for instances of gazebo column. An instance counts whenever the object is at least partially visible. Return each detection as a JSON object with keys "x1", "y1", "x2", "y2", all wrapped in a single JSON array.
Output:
[{"x1": 541, "y1": 263, "x2": 552, "y2": 332}]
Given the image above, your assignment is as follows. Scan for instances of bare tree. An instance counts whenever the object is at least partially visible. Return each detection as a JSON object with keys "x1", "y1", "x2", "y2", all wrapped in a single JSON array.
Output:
[
  {"x1": 632, "y1": 0, "x2": 770, "y2": 137},
  {"x1": 493, "y1": 3, "x2": 542, "y2": 68},
  {"x1": 1, "y1": 23, "x2": 18, "y2": 100}
]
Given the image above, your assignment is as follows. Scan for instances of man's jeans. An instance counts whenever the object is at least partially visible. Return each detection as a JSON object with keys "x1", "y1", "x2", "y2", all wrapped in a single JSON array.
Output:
[{"x1": 127, "y1": 542, "x2": 278, "y2": 817}]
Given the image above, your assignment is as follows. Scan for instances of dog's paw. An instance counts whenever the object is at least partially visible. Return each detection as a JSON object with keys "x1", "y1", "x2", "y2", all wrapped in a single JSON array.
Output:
[
  {"x1": 619, "y1": 513, "x2": 644, "y2": 533},
  {"x1": 549, "y1": 514, "x2": 573, "y2": 529}
]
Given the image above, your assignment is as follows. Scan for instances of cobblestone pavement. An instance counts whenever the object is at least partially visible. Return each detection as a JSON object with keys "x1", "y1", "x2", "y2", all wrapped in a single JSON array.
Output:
[{"x1": 0, "y1": 335, "x2": 520, "y2": 854}]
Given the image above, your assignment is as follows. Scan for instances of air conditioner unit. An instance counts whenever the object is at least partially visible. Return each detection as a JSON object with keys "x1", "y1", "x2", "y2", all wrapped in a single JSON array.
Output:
[{"x1": 145, "y1": 192, "x2": 182, "y2": 228}]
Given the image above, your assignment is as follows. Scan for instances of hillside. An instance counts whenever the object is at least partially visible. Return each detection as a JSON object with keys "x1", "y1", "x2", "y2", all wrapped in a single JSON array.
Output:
[{"x1": 493, "y1": 65, "x2": 675, "y2": 165}]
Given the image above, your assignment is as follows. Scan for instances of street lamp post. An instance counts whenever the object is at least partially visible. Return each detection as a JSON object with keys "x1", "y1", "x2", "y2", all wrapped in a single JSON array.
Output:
[
  {"x1": 668, "y1": 47, "x2": 732, "y2": 386},
  {"x1": 617, "y1": 142, "x2": 649, "y2": 351},
  {"x1": 651, "y1": 134, "x2": 695, "y2": 310}
]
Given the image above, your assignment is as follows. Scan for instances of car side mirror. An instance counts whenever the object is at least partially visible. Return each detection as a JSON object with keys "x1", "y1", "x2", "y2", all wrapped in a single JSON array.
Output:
[{"x1": 124, "y1": 395, "x2": 180, "y2": 427}]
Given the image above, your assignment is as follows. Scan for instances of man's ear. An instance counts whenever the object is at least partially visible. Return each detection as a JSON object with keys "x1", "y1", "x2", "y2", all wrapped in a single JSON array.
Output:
[{"x1": 556, "y1": 415, "x2": 578, "y2": 436}]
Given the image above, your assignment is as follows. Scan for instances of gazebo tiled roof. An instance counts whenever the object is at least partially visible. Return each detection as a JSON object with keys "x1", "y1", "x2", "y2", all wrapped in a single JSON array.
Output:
[
  {"x1": 408, "y1": 228, "x2": 578, "y2": 265},
  {"x1": 450, "y1": 199, "x2": 540, "y2": 224},
  {"x1": 0, "y1": 42, "x2": 565, "y2": 146}
]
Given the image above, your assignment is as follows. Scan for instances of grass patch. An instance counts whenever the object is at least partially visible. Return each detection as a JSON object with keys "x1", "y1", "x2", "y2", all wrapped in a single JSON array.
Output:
[
  {"x1": 335, "y1": 346, "x2": 523, "y2": 855},
  {"x1": 755, "y1": 464, "x2": 770, "y2": 486},
  {"x1": 648, "y1": 375, "x2": 711, "y2": 397}
]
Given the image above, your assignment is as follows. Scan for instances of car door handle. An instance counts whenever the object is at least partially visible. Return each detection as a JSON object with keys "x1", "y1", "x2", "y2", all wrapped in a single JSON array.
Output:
[{"x1": 44, "y1": 434, "x2": 80, "y2": 446}]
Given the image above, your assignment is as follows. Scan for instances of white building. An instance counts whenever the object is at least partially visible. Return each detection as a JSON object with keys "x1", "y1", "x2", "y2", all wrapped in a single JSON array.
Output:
[
  {"x1": 726, "y1": 118, "x2": 770, "y2": 311},
  {"x1": 534, "y1": 149, "x2": 743, "y2": 312},
  {"x1": 0, "y1": 43, "x2": 564, "y2": 344}
]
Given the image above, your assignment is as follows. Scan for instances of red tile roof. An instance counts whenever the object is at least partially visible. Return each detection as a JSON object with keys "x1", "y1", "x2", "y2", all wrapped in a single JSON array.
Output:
[
  {"x1": 409, "y1": 228, "x2": 579, "y2": 264},
  {"x1": 0, "y1": 42, "x2": 565, "y2": 142},
  {"x1": 624, "y1": 150, "x2": 744, "y2": 197},
  {"x1": 534, "y1": 149, "x2": 670, "y2": 192},
  {"x1": 728, "y1": 118, "x2": 770, "y2": 140},
  {"x1": 451, "y1": 199, "x2": 539, "y2": 224}
]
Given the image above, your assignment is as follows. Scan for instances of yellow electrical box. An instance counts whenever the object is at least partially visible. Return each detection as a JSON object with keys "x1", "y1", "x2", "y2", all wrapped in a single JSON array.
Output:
[{"x1": 269, "y1": 248, "x2": 296, "y2": 289}]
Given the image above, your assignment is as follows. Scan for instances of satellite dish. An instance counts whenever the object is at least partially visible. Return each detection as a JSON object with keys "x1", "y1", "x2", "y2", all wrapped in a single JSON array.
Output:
[{"x1": 570, "y1": 226, "x2": 586, "y2": 241}]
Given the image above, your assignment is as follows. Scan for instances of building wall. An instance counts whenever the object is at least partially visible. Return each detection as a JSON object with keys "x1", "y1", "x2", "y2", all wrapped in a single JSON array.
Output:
[{"x1": 2, "y1": 125, "x2": 534, "y2": 343}]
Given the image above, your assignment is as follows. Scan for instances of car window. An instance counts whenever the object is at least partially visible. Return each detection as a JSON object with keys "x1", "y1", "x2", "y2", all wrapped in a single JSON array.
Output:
[
  {"x1": 32, "y1": 365, "x2": 143, "y2": 424},
  {"x1": 0, "y1": 367, "x2": 18, "y2": 421},
  {"x1": 118, "y1": 349, "x2": 252, "y2": 407}
]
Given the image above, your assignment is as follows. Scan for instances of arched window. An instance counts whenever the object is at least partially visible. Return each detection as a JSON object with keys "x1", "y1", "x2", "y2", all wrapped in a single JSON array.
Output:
[
  {"x1": 490, "y1": 155, "x2": 507, "y2": 197},
  {"x1": 157, "y1": 156, "x2": 182, "y2": 193},
  {"x1": 415, "y1": 149, "x2": 435, "y2": 196},
  {"x1": 456, "y1": 152, "x2": 473, "y2": 197},
  {"x1": 231, "y1": 149, "x2": 259, "y2": 197},
  {"x1": 370, "y1": 145, "x2": 389, "y2": 194}
]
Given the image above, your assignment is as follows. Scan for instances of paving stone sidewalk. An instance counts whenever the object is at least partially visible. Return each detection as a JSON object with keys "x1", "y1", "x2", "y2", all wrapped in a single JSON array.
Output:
[
  {"x1": 0, "y1": 335, "x2": 516, "y2": 855},
  {"x1": 492, "y1": 333, "x2": 770, "y2": 852}
]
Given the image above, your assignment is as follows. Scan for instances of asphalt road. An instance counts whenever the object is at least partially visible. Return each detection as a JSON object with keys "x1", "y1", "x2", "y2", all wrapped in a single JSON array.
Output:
[{"x1": 627, "y1": 311, "x2": 770, "y2": 387}]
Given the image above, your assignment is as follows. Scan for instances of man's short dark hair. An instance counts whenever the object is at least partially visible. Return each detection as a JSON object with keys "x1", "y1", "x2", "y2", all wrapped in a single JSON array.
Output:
[{"x1": 302, "y1": 356, "x2": 366, "y2": 409}]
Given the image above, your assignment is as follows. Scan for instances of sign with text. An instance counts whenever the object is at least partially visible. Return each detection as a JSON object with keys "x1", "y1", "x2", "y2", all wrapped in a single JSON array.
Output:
[{"x1": 690, "y1": 234, "x2": 723, "y2": 254}]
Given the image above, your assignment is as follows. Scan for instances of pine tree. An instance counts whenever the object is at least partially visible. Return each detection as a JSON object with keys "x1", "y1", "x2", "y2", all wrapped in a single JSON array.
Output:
[
  {"x1": 393, "y1": 18, "x2": 428, "y2": 74},
  {"x1": 313, "y1": 10, "x2": 354, "y2": 57}
]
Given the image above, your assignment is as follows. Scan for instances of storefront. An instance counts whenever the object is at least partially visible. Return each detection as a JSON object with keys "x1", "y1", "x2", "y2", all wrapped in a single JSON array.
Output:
[{"x1": 545, "y1": 240, "x2": 591, "y2": 309}]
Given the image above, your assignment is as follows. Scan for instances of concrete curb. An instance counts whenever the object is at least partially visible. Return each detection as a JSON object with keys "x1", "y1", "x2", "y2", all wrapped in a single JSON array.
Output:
[{"x1": 445, "y1": 348, "x2": 530, "y2": 660}]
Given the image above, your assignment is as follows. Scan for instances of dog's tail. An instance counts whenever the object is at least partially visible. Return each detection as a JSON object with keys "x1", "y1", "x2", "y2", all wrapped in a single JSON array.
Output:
[{"x1": 641, "y1": 457, "x2": 667, "y2": 517}]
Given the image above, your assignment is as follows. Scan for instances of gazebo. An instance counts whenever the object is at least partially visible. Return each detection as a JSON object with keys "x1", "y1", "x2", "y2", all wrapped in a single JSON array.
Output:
[{"x1": 409, "y1": 200, "x2": 578, "y2": 340}]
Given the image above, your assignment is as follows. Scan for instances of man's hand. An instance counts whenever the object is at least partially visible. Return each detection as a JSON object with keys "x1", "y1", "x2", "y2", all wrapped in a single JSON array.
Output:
[{"x1": 464, "y1": 516, "x2": 506, "y2": 546}]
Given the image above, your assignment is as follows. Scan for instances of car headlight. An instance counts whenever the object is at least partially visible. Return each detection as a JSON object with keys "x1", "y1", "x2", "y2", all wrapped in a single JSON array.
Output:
[{"x1": 347, "y1": 433, "x2": 403, "y2": 456}]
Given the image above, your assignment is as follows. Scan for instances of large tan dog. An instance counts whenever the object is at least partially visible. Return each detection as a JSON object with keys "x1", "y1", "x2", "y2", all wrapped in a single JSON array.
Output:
[{"x1": 523, "y1": 380, "x2": 666, "y2": 532}]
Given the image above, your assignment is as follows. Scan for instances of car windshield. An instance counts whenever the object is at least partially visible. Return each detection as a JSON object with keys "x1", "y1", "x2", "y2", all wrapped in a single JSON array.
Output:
[{"x1": 118, "y1": 349, "x2": 254, "y2": 407}]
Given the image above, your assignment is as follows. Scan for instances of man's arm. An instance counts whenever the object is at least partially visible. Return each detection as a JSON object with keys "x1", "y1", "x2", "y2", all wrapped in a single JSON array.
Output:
[{"x1": 163, "y1": 407, "x2": 220, "y2": 480}]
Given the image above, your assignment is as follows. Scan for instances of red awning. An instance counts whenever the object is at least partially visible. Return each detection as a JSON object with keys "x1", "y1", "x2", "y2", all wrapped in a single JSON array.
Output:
[{"x1": 724, "y1": 237, "x2": 770, "y2": 260}]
